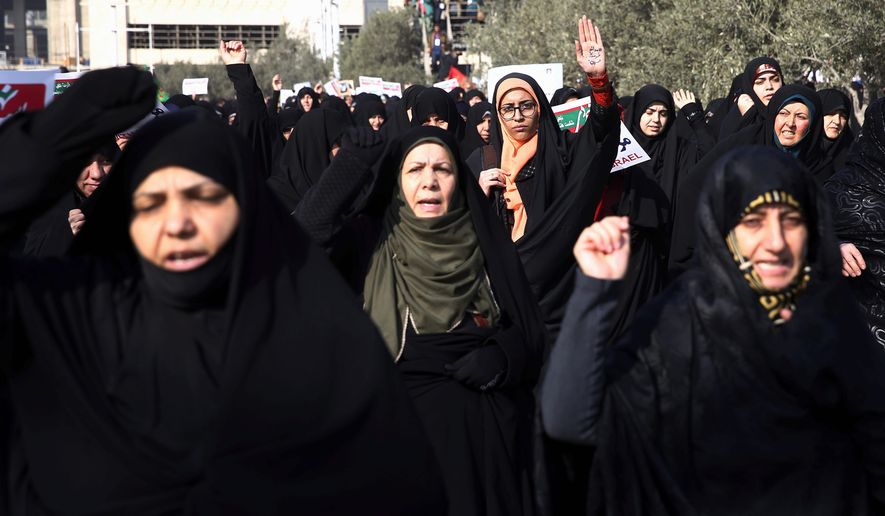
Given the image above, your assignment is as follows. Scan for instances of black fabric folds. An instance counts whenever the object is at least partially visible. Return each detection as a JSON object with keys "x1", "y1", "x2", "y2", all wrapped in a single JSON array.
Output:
[
  {"x1": 410, "y1": 87, "x2": 466, "y2": 141},
  {"x1": 588, "y1": 146, "x2": 885, "y2": 516},
  {"x1": 352, "y1": 96, "x2": 386, "y2": 130},
  {"x1": 267, "y1": 108, "x2": 351, "y2": 211},
  {"x1": 825, "y1": 97, "x2": 885, "y2": 346},
  {"x1": 2, "y1": 108, "x2": 446, "y2": 515}
]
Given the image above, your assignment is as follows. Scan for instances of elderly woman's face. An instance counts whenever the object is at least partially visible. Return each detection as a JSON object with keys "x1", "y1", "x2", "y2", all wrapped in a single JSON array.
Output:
[
  {"x1": 499, "y1": 88, "x2": 539, "y2": 143},
  {"x1": 733, "y1": 203, "x2": 807, "y2": 291},
  {"x1": 823, "y1": 110, "x2": 848, "y2": 140},
  {"x1": 775, "y1": 101, "x2": 811, "y2": 147},
  {"x1": 400, "y1": 143, "x2": 457, "y2": 218},
  {"x1": 129, "y1": 166, "x2": 239, "y2": 272}
]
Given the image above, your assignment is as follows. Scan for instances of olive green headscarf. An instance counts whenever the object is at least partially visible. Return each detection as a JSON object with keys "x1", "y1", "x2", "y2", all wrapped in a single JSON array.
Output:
[{"x1": 363, "y1": 137, "x2": 500, "y2": 357}]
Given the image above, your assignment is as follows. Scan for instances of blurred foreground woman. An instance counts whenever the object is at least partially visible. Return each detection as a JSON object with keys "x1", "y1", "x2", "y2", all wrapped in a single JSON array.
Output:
[
  {"x1": 0, "y1": 68, "x2": 444, "y2": 515},
  {"x1": 542, "y1": 146, "x2": 885, "y2": 515}
]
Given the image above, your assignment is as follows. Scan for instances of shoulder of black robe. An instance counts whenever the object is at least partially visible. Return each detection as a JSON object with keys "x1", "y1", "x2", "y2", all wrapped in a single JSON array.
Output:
[
  {"x1": 818, "y1": 88, "x2": 856, "y2": 172},
  {"x1": 3, "y1": 109, "x2": 446, "y2": 514},
  {"x1": 320, "y1": 95, "x2": 350, "y2": 118},
  {"x1": 266, "y1": 108, "x2": 351, "y2": 212},
  {"x1": 485, "y1": 73, "x2": 621, "y2": 338},
  {"x1": 410, "y1": 86, "x2": 465, "y2": 141},
  {"x1": 460, "y1": 100, "x2": 492, "y2": 158},
  {"x1": 16, "y1": 189, "x2": 80, "y2": 257},
  {"x1": 589, "y1": 146, "x2": 885, "y2": 516},
  {"x1": 382, "y1": 96, "x2": 411, "y2": 140}
]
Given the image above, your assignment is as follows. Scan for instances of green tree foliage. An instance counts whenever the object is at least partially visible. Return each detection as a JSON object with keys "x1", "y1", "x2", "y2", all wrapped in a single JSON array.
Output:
[
  {"x1": 340, "y1": 8, "x2": 428, "y2": 85},
  {"x1": 152, "y1": 29, "x2": 332, "y2": 99},
  {"x1": 466, "y1": 0, "x2": 884, "y2": 108}
]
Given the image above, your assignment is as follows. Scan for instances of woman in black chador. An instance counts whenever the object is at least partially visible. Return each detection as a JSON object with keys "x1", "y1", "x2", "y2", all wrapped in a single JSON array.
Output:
[
  {"x1": 826, "y1": 98, "x2": 885, "y2": 347},
  {"x1": 542, "y1": 146, "x2": 885, "y2": 515},
  {"x1": 0, "y1": 67, "x2": 444, "y2": 515},
  {"x1": 295, "y1": 125, "x2": 547, "y2": 516}
]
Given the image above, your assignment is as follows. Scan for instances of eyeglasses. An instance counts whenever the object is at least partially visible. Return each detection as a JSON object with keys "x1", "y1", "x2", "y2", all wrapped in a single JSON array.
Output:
[{"x1": 499, "y1": 100, "x2": 537, "y2": 121}]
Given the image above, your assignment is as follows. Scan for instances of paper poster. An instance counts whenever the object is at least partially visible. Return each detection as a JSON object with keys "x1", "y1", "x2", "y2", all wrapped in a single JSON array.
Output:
[
  {"x1": 433, "y1": 78, "x2": 459, "y2": 92},
  {"x1": 292, "y1": 81, "x2": 312, "y2": 92},
  {"x1": 358, "y1": 76, "x2": 384, "y2": 95},
  {"x1": 382, "y1": 81, "x2": 403, "y2": 97},
  {"x1": 0, "y1": 70, "x2": 56, "y2": 125},
  {"x1": 487, "y1": 63, "x2": 563, "y2": 102},
  {"x1": 116, "y1": 100, "x2": 169, "y2": 138},
  {"x1": 324, "y1": 79, "x2": 342, "y2": 97},
  {"x1": 552, "y1": 95, "x2": 593, "y2": 133},
  {"x1": 54, "y1": 71, "x2": 84, "y2": 96},
  {"x1": 181, "y1": 77, "x2": 209, "y2": 96},
  {"x1": 279, "y1": 89, "x2": 296, "y2": 106},
  {"x1": 610, "y1": 122, "x2": 651, "y2": 173},
  {"x1": 339, "y1": 80, "x2": 355, "y2": 96}
]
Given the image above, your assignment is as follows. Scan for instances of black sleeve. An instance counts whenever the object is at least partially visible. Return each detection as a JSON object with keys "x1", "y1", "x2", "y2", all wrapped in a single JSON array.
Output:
[
  {"x1": 587, "y1": 97, "x2": 616, "y2": 143},
  {"x1": 225, "y1": 63, "x2": 282, "y2": 180},
  {"x1": 540, "y1": 272, "x2": 621, "y2": 446},
  {"x1": 680, "y1": 102, "x2": 716, "y2": 157},
  {"x1": 293, "y1": 149, "x2": 376, "y2": 248},
  {"x1": 267, "y1": 89, "x2": 281, "y2": 117}
]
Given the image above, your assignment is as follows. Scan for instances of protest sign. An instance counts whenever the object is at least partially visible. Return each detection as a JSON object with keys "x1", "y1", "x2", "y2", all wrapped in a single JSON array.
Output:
[
  {"x1": 610, "y1": 122, "x2": 651, "y2": 173},
  {"x1": 54, "y1": 71, "x2": 84, "y2": 96},
  {"x1": 116, "y1": 100, "x2": 169, "y2": 139},
  {"x1": 0, "y1": 70, "x2": 56, "y2": 125},
  {"x1": 552, "y1": 95, "x2": 593, "y2": 133},
  {"x1": 382, "y1": 81, "x2": 403, "y2": 97},
  {"x1": 182, "y1": 77, "x2": 209, "y2": 96},
  {"x1": 358, "y1": 76, "x2": 384, "y2": 95},
  {"x1": 279, "y1": 89, "x2": 296, "y2": 107},
  {"x1": 433, "y1": 78, "x2": 459, "y2": 92},
  {"x1": 487, "y1": 63, "x2": 563, "y2": 102},
  {"x1": 324, "y1": 79, "x2": 342, "y2": 97},
  {"x1": 292, "y1": 81, "x2": 312, "y2": 92},
  {"x1": 339, "y1": 80, "x2": 355, "y2": 96}
]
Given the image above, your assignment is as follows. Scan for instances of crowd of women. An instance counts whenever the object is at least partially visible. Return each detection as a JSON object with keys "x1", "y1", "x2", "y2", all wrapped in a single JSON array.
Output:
[{"x1": 2, "y1": 12, "x2": 885, "y2": 516}]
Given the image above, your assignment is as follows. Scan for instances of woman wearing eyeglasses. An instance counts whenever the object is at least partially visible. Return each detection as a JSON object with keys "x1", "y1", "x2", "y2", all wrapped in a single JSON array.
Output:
[{"x1": 466, "y1": 15, "x2": 621, "y2": 341}]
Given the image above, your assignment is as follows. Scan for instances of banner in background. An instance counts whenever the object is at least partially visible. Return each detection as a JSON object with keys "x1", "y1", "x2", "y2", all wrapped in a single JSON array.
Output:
[
  {"x1": 487, "y1": 63, "x2": 563, "y2": 102},
  {"x1": 0, "y1": 70, "x2": 56, "y2": 124},
  {"x1": 181, "y1": 77, "x2": 209, "y2": 96}
]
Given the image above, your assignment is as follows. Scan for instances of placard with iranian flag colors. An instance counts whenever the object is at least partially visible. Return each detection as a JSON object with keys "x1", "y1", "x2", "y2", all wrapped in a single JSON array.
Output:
[
  {"x1": 54, "y1": 71, "x2": 84, "y2": 96},
  {"x1": 552, "y1": 95, "x2": 593, "y2": 133},
  {"x1": 358, "y1": 76, "x2": 384, "y2": 95},
  {"x1": 382, "y1": 81, "x2": 402, "y2": 97},
  {"x1": 0, "y1": 70, "x2": 56, "y2": 125}
]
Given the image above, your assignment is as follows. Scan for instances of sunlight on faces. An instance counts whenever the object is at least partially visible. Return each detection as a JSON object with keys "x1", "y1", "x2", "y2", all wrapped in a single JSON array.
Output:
[
  {"x1": 823, "y1": 110, "x2": 848, "y2": 140},
  {"x1": 422, "y1": 114, "x2": 449, "y2": 130},
  {"x1": 775, "y1": 101, "x2": 811, "y2": 147},
  {"x1": 499, "y1": 89, "x2": 539, "y2": 142},
  {"x1": 476, "y1": 116, "x2": 491, "y2": 143},
  {"x1": 76, "y1": 154, "x2": 112, "y2": 197},
  {"x1": 129, "y1": 167, "x2": 239, "y2": 272},
  {"x1": 753, "y1": 72, "x2": 782, "y2": 106},
  {"x1": 369, "y1": 114, "x2": 385, "y2": 131},
  {"x1": 733, "y1": 204, "x2": 808, "y2": 291},
  {"x1": 639, "y1": 102, "x2": 669, "y2": 137},
  {"x1": 400, "y1": 143, "x2": 457, "y2": 218}
]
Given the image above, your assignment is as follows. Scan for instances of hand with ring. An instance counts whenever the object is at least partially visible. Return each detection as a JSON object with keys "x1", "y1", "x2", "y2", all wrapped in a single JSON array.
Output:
[{"x1": 479, "y1": 168, "x2": 507, "y2": 197}]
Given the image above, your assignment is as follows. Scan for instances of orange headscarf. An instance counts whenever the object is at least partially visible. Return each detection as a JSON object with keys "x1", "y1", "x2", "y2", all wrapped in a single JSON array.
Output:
[{"x1": 495, "y1": 78, "x2": 540, "y2": 241}]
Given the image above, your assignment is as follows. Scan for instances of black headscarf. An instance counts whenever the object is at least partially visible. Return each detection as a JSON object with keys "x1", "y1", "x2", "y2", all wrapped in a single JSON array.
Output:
[
  {"x1": 320, "y1": 95, "x2": 351, "y2": 117},
  {"x1": 718, "y1": 58, "x2": 783, "y2": 139},
  {"x1": 460, "y1": 100, "x2": 492, "y2": 157},
  {"x1": 5, "y1": 109, "x2": 446, "y2": 514},
  {"x1": 551, "y1": 86, "x2": 579, "y2": 107},
  {"x1": 383, "y1": 95, "x2": 410, "y2": 140},
  {"x1": 588, "y1": 146, "x2": 885, "y2": 516},
  {"x1": 401, "y1": 84, "x2": 427, "y2": 113},
  {"x1": 670, "y1": 85, "x2": 830, "y2": 273},
  {"x1": 352, "y1": 96, "x2": 386, "y2": 130},
  {"x1": 818, "y1": 88, "x2": 855, "y2": 171},
  {"x1": 275, "y1": 106, "x2": 302, "y2": 131},
  {"x1": 464, "y1": 89, "x2": 486, "y2": 105},
  {"x1": 449, "y1": 86, "x2": 465, "y2": 103},
  {"x1": 410, "y1": 87, "x2": 465, "y2": 141},
  {"x1": 295, "y1": 86, "x2": 320, "y2": 113},
  {"x1": 267, "y1": 108, "x2": 352, "y2": 211}
]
